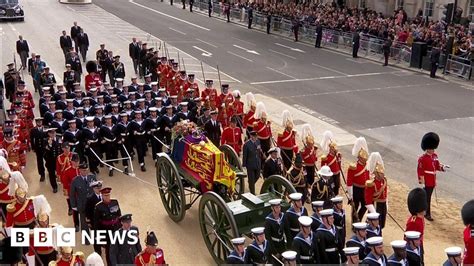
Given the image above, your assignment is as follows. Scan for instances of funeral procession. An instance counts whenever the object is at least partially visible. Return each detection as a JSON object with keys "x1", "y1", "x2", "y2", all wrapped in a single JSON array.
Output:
[{"x1": 0, "y1": 0, "x2": 472, "y2": 264}]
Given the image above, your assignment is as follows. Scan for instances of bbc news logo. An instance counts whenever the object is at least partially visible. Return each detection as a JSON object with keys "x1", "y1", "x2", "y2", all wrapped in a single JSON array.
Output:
[{"x1": 11, "y1": 228, "x2": 139, "y2": 247}]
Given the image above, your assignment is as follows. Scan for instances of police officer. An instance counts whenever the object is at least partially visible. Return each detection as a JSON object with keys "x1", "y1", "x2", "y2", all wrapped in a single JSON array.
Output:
[
  {"x1": 264, "y1": 199, "x2": 285, "y2": 260},
  {"x1": 266, "y1": 11, "x2": 272, "y2": 34},
  {"x1": 245, "y1": 227, "x2": 270, "y2": 264},
  {"x1": 430, "y1": 42, "x2": 441, "y2": 78},
  {"x1": 109, "y1": 214, "x2": 142, "y2": 266},
  {"x1": 382, "y1": 35, "x2": 393, "y2": 67},
  {"x1": 362, "y1": 237, "x2": 387, "y2": 265},
  {"x1": 283, "y1": 192, "x2": 308, "y2": 248},
  {"x1": 30, "y1": 117, "x2": 46, "y2": 181},
  {"x1": 94, "y1": 187, "x2": 122, "y2": 266},
  {"x1": 226, "y1": 237, "x2": 246, "y2": 264},
  {"x1": 292, "y1": 216, "x2": 320, "y2": 264},
  {"x1": 44, "y1": 128, "x2": 60, "y2": 193},
  {"x1": 346, "y1": 222, "x2": 368, "y2": 261}
]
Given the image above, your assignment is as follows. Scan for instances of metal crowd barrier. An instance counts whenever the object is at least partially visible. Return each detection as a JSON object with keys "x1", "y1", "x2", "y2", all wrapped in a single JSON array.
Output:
[{"x1": 444, "y1": 54, "x2": 473, "y2": 80}]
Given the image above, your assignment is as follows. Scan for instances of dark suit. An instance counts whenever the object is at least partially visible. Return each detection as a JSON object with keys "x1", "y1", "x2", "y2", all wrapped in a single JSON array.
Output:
[
  {"x1": 16, "y1": 39, "x2": 29, "y2": 68},
  {"x1": 70, "y1": 174, "x2": 97, "y2": 234},
  {"x1": 109, "y1": 226, "x2": 142, "y2": 266},
  {"x1": 70, "y1": 25, "x2": 82, "y2": 52},
  {"x1": 85, "y1": 193, "x2": 103, "y2": 254},
  {"x1": 242, "y1": 139, "x2": 261, "y2": 194},
  {"x1": 204, "y1": 119, "x2": 221, "y2": 147},
  {"x1": 77, "y1": 33, "x2": 89, "y2": 62},
  {"x1": 262, "y1": 157, "x2": 282, "y2": 179},
  {"x1": 60, "y1": 35, "x2": 73, "y2": 58},
  {"x1": 129, "y1": 42, "x2": 141, "y2": 74}
]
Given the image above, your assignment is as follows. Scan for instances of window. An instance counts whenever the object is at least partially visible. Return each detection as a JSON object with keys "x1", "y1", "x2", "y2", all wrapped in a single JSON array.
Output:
[
  {"x1": 470, "y1": 0, "x2": 474, "y2": 21},
  {"x1": 359, "y1": 0, "x2": 366, "y2": 8},
  {"x1": 424, "y1": 0, "x2": 434, "y2": 17},
  {"x1": 396, "y1": 0, "x2": 404, "y2": 10}
]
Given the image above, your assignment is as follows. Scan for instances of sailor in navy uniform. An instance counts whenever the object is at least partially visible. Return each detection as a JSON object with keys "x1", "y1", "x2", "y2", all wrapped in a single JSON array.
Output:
[
  {"x1": 245, "y1": 227, "x2": 270, "y2": 264},
  {"x1": 144, "y1": 107, "x2": 161, "y2": 161},
  {"x1": 346, "y1": 222, "x2": 368, "y2": 261},
  {"x1": 310, "y1": 200, "x2": 324, "y2": 232},
  {"x1": 83, "y1": 116, "x2": 101, "y2": 174},
  {"x1": 129, "y1": 111, "x2": 147, "y2": 171},
  {"x1": 366, "y1": 212, "x2": 383, "y2": 239},
  {"x1": 63, "y1": 120, "x2": 83, "y2": 159},
  {"x1": 331, "y1": 196, "x2": 346, "y2": 262},
  {"x1": 283, "y1": 192, "x2": 308, "y2": 248},
  {"x1": 173, "y1": 102, "x2": 193, "y2": 123},
  {"x1": 315, "y1": 209, "x2": 340, "y2": 264},
  {"x1": 281, "y1": 250, "x2": 297, "y2": 265},
  {"x1": 405, "y1": 231, "x2": 422, "y2": 266},
  {"x1": 343, "y1": 246, "x2": 361, "y2": 265},
  {"x1": 159, "y1": 106, "x2": 174, "y2": 146},
  {"x1": 226, "y1": 237, "x2": 246, "y2": 264},
  {"x1": 99, "y1": 115, "x2": 117, "y2": 176},
  {"x1": 113, "y1": 113, "x2": 131, "y2": 174},
  {"x1": 362, "y1": 236, "x2": 387, "y2": 266},
  {"x1": 292, "y1": 216, "x2": 320, "y2": 264},
  {"x1": 264, "y1": 199, "x2": 285, "y2": 260},
  {"x1": 443, "y1": 246, "x2": 463, "y2": 266},
  {"x1": 387, "y1": 240, "x2": 408, "y2": 266}
]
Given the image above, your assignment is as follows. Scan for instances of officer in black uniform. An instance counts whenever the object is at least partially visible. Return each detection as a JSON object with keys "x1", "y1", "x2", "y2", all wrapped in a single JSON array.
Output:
[
  {"x1": 83, "y1": 116, "x2": 101, "y2": 174},
  {"x1": 245, "y1": 227, "x2": 270, "y2": 264},
  {"x1": 96, "y1": 44, "x2": 109, "y2": 82},
  {"x1": 129, "y1": 112, "x2": 147, "y2": 171},
  {"x1": 311, "y1": 166, "x2": 335, "y2": 208},
  {"x1": 113, "y1": 113, "x2": 131, "y2": 174},
  {"x1": 315, "y1": 209, "x2": 340, "y2": 264},
  {"x1": 112, "y1": 56, "x2": 126, "y2": 86},
  {"x1": 264, "y1": 199, "x2": 285, "y2": 261},
  {"x1": 44, "y1": 128, "x2": 61, "y2": 193},
  {"x1": 85, "y1": 180, "x2": 103, "y2": 255},
  {"x1": 30, "y1": 117, "x2": 46, "y2": 181},
  {"x1": 310, "y1": 200, "x2": 324, "y2": 232},
  {"x1": 292, "y1": 216, "x2": 320, "y2": 264},
  {"x1": 100, "y1": 115, "x2": 118, "y2": 176},
  {"x1": 331, "y1": 196, "x2": 346, "y2": 262},
  {"x1": 262, "y1": 147, "x2": 283, "y2": 179},
  {"x1": 109, "y1": 214, "x2": 142, "y2": 266},
  {"x1": 315, "y1": 20, "x2": 323, "y2": 48},
  {"x1": 283, "y1": 192, "x2": 308, "y2": 248},
  {"x1": 226, "y1": 237, "x2": 246, "y2": 264},
  {"x1": 63, "y1": 64, "x2": 79, "y2": 94},
  {"x1": 430, "y1": 42, "x2": 441, "y2": 78},
  {"x1": 93, "y1": 187, "x2": 122, "y2": 266},
  {"x1": 286, "y1": 154, "x2": 307, "y2": 202},
  {"x1": 346, "y1": 222, "x2": 368, "y2": 261}
]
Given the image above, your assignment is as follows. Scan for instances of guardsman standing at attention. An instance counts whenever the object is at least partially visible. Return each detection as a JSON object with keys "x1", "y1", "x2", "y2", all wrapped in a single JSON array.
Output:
[
  {"x1": 365, "y1": 152, "x2": 388, "y2": 228},
  {"x1": 315, "y1": 209, "x2": 340, "y2": 264},
  {"x1": 347, "y1": 137, "x2": 370, "y2": 221},
  {"x1": 201, "y1": 80, "x2": 218, "y2": 110},
  {"x1": 346, "y1": 222, "x2": 368, "y2": 261},
  {"x1": 246, "y1": 227, "x2": 270, "y2": 264},
  {"x1": 253, "y1": 102, "x2": 272, "y2": 156},
  {"x1": 277, "y1": 110, "x2": 298, "y2": 171},
  {"x1": 301, "y1": 124, "x2": 317, "y2": 191},
  {"x1": 135, "y1": 231, "x2": 166, "y2": 265},
  {"x1": 320, "y1": 130, "x2": 342, "y2": 195},
  {"x1": 362, "y1": 237, "x2": 387, "y2": 266},
  {"x1": 283, "y1": 192, "x2": 308, "y2": 248},
  {"x1": 443, "y1": 247, "x2": 463, "y2": 266},
  {"x1": 405, "y1": 231, "x2": 423, "y2": 266},
  {"x1": 226, "y1": 237, "x2": 246, "y2": 264},
  {"x1": 264, "y1": 199, "x2": 285, "y2": 260},
  {"x1": 417, "y1": 132, "x2": 447, "y2": 221},
  {"x1": 243, "y1": 92, "x2": 257, "y2": 137},
  {"x1": 461, "y1": 200, "x2": 474, "y2": 265},
  {"x1": 405, "y1": 188, "x2": 427, "y2": 252},
  {"x1": 387, "y1": 240, "x2": 408, "y2": 266},
  {"x1": 292, "y1": 216, "x2": 320, "y2": 264}
]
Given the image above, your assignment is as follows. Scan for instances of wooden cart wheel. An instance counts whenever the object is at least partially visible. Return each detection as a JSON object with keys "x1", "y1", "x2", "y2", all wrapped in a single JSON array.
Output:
[
  {"x1": 259, "y1": 174, "x2": 297, "y2": 199},
  {"x1": 219, "y1": 144, "x2": 245, "y2": 198},
  {"x1": 156, "y1": 153, "x2": 186, "y2": 222},
  {"x1": 199, "y1": 191, "x2": 239, "y2": 264}
]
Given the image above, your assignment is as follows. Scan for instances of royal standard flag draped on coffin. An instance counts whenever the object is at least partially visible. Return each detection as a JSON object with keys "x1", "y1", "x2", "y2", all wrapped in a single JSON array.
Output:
[{"x1": 180, "y1": 139, "x2": 236, "y2": 193}]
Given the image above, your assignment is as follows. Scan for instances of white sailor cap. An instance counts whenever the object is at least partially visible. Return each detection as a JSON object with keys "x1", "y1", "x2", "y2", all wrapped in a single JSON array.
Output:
[
  {"x1": 86, "y1": 116, "x2": 95, "y2": 122},
  {"x1": 68, "y1": 120, "x2": 76, "y2": 124},
  {"x1": 115, "y1": 78, "x2": 124, "y2": 82},
  {"x1": 180, "y1": 102, "x2": 188, "y2": 106},
  {"x1": 55, "y1": 110, "x2": 63, "y2": 114},
  {"x1": 149, "y1": 107, "x2": 158, "y2": 112},
  {"x1": 96, "y1": 95, "x2": 104, "y2": 99},
  {"x1": 76, "y1": 107, "x2": 84, "y2": 111},
  {"x1": 158, "y1": 88, "x2": 166, "y2": 92},
  {"x1": 104, "y1": 115, "x2": 112, "y2": 120},
  {"x1": 367, "y1": 212, "x2": 380, "y2": 220},
  {"x1": 269, "y1": 199, "x2": 282, "y2": 206},
  {"x1": 298, "y1": 216, "x2": 312, "y2": 227},
  {"x1": 231, "y1": 237, "x2": 245, "y2": 245},
  {"x1": 330, "y1": 196, "x2": 344, "y2": 203},
  {"x1": 89, "y1": 180, "x2": 103, "y2": 188},
  {"x1": 268, "y1": 147, "x2": 278, "y2": 153},
  {"x1": 42, "y1": 87, "x2": 51, "y2": 91},
  {"x1": 111, "y1": 103, "x2": 119, "y2": 107},
  {"x1": 154, "y1": 97, "x2": 163, "y2": 101},
  {"x1": 129, "y1": 91, "x2": 136, "y2": 95},
  {"x1": 66, "y1": 99, "x2": 74, "y2": 102},
  {"x1": 150, "y1": 81, "x2": 158, "y2": 86},
  {"x1": 251, "y1": 227, "x2": 265, "y2": 235},
  {"x1": 137, "y1": 98, "x2": 145, "y2": 102},
  {"x1": 445, "y1": 246, "x2": 462, "y2": 257},
  {"x1": 352, "y1": 222, "x2": 367, "y2": 230},
  {"x1": 319, "y1": 209, "x2": 334, "y2": 216},
  {"x1": 289, "y1": 192, "x2": 302, "y2": 201},
  {"x1": 137, "y1": 83, "x2": 145, "y2": 87},
  {"x1": 390, "y1": 240, "x2": 407, "y2": 249},
  {"x1": 282, "y1": 251, "x2": 297, "y2": 261},
  {"x1": 404, "y1": 231, "x2": 421, "y2": 240},
  {"x1": 95, "y1": 105, "x2": 104, "y2": 110},
  {"x1": 366, "y1": 236, "x2": 383, "y2": 246},
  {"x1": 59, "y1": 90, "x2": 67, "y2": 94},
  {"x1": 343, "y1": 247, "x2": 360, "y2": 256},
  {"x1": 170, "y1": 95, "x2": 178, "y2": 99},
  {"x1": 124, "y1": 100, "x2": 132, "y2": 104},
  {"x1": 89, "y1": 87, "x2": 97, "y2": 92},
  {"x1": 311, "y1": 201, "x2": 324, "y2": 207}
]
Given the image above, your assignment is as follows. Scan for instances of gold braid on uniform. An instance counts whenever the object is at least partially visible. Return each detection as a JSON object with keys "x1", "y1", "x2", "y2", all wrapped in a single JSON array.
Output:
[
  {"x1": 286, "y1": 167, "x2": 305, "y2": 188},
  {"x1": 372, "y1": 177, "x2": 387, "y2": 200},
  {"x1": 315, "y1": 181, "x2": 328, "y2": 200},
  {"x1": 139, "y1": 252, "x2": 157, "y2": 266}
]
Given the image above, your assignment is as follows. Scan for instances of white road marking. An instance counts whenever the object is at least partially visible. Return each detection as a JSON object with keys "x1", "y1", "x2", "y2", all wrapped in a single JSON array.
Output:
[
  {"x1": 232, "y1": 44, "x2": 259, "y2": 55},
  {"x1": 268, "y1": 49, "x2": 296, "y2": 59},
  {"x1": 227, "y1": 51, "x2": 253, "y2": 62},
  {"x1": 192, "y1": 46, "x2": 213, "y2": 57},
  {"x1": 128, "y1": 0, "x2": 210, "y2": 31},
  {"x1": 8, "y1": 23, "x2": 17, "y2": 32},
  {"x1": 169, "y1": 27, "x2": 187, "y2": 35},
  {"x1": 275, "y1": 43, "x2": 305, "y2": 53},
  {"x1": 266, "y1": 67, "x2": 296, "y2": 79},
  {"x1": 311, "y1": 63, "x2": 348, "y2": 76},
  {"x1": 232, "y1": 37, "x2": 256, "y2": 46},
  {"x1": 196, "y1": 38, "x2": 218, "y2": 48}
]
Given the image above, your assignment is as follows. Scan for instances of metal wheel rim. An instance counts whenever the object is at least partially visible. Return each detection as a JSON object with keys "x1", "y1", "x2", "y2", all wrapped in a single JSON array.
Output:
[
  {"x1": 259, "y1": 174, "x2": 297, "y2": 198},
  {"x1": 199, "y1": 191, "x2": 239, "y2": 264},
  {"x1": 156, "y1": 154, "x2": 186, "y2": 222}
]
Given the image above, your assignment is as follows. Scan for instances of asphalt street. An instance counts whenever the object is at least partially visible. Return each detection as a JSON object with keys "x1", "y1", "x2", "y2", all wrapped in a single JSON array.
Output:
[{"x1": 93, "y1": 0, "x2": 474, "y2": 201}]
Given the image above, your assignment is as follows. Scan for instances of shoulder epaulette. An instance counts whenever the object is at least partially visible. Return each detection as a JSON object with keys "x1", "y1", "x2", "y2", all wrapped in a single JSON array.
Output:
[
  {"x1": 365, "y1": 179, "x2": 375, "y2": 188},
  {"x1": 6, "y1": 203, "x2": 15, "y2": 212},
  {"x1": 349, "y1": 162, "x2": 357, "y2": 170}
]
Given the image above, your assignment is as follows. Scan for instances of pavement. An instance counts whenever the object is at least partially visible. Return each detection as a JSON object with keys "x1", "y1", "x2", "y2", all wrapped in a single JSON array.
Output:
[{"x1": 0, "y1": 0, "x2": 472, "y2": 264}]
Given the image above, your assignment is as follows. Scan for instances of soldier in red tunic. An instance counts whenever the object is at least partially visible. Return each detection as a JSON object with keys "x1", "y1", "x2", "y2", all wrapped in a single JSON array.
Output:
[
  {"x1": 0, "y1": 157, "x2": 14, "y2": 216},
  {"x1": 217, "y1": 84, "x2": 234, "y2": 127},
  {"x1": 277, "y1": 110, "x2": 298, "y2": 171},
  {"x1": 183, "y1": 74, "x2": 200, "y2": 99},
  {"x1": 301, "y1": 124, "x2": 317, "y2": 190},
  {"x1": 59, "y1": 151, "x2": 80, "y2": 218},
  {"x1": 461, "y1": 200, "x2": 474, "y2": 265},
  {"x1": 221, "y1": 116, "x2": 243, "y2": 155},
  {"x1": 347, "y1": 137, "x2": 370, "y2": 221},
  {"x1": 14, "y1": 81, "x2": 35, "y2": 110},
  {"x1": 174, "y1": 70, "x2": 187, "y2": 102},
  {"x1": 253, "y1": 102, "x2": 272, "y2": 156},
  {"x1": 417, "y1": 132, "x2": 447, "y2": 221},
  {"x1": 320, "y1": 130, "x2": 342, "y2": 195},
  {"x1": 165, "y1": 62, "x2": 179, "y2": 92},
  {"x1": 6, "y1": 172, "x2": 34, "y2": 229},
  {"x1": 2, "y1": 130, "x2": 26, "y2": 172},
  {"x1": 231, "y1": 90, "x2": 244, "y2": 127},
  {"x1": 51, "y1": 247, "x2": 85, "y2": 266},
  {"x1": 364, "y1": 152, "x2": 388, "y2": 229},
  {"x1": 135, "y1": 231, "x2": 166, "y2": 265},
  {"x1": 157, "y1": 57, "x2": 169, "y2": 87},
  {"x1": 27, "y1": 209, "x2": 57, "y2": 265},
  {"x1": 406, "y1": 188, "x2": 427, "y2": 255},
  {"x1": 84, "y1": 61, "x2": 102, "y2": 92},
  {"x1": 243, "y1": 92, "x2": 257, "y2": 138},
  {"x1": 201, "y1": 80, "x2": 218, "y2": 110}
]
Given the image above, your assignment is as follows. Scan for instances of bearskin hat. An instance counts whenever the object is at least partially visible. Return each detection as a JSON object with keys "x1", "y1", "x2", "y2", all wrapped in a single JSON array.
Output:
[
  {"x1": 421, "y1": 132, "x2": 440, "y2": 151},
  {"x1": 461, "y1": 200, "x2": 474, "y2": 225},
  {"x1": 86, "y1": 61, "x2": 98, "y2": 74},
  {"x1": 407, "y1": 188, "x2": 428, "y2": 215}
]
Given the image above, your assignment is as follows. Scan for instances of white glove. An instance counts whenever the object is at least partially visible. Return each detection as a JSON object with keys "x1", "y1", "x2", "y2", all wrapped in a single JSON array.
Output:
[
  {"x1": 366, "y1": 204, "x2": 376, "y2": 213},
  {"x1": 443, "y1": 165, "x2": 450, "y2": 171},
  {"x1": 72, "y1": 207, "x2": 77, "y2": 211},
  {"x1": 347, "y1": 186, "x2": 353, "y2": 200},
  {"x1": 27, "y1": 255, "x2": 35, "y2": 266}
]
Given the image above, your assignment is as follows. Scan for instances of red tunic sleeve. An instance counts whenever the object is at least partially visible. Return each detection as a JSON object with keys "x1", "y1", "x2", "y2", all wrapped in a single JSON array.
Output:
[{"x1": 464, "y1": 225, "x2": 474, "y2": 264}]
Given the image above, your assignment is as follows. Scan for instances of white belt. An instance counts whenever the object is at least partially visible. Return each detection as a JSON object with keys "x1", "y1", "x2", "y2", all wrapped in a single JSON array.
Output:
[
  {"x1": 325, "y1": 248, "x2": 336, "y2": 252},
  {"x1": 290, "y1": 228, "x2": 300, "y2": 232},
  {"x1": 89, "y1": 139, "x2": 98, "y2": 143},
  {"x1": 300, "y1": 255, "x2": 311, "y2": 260},
  {"x1": 120, "y1": 133, "x2": 128, "y2": 136},
  {"x1": 424, "y1": 171, "x2": 436, "y2": 175},
  {"x1": 71, "y1": 141, "x2": 80, "y2": 145},
  {"x1": 104, "y1": 137, "x2": 116, "y2": 142},
  {"x1": 336, "y1": 226, "x2": 343, "y2": 229},
  {"x1": 135, "y1": 132, "x2": 146, "y2": 135},
  {"x1": 271, "y1": 237, "x2": 284, "y2": 242}
]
